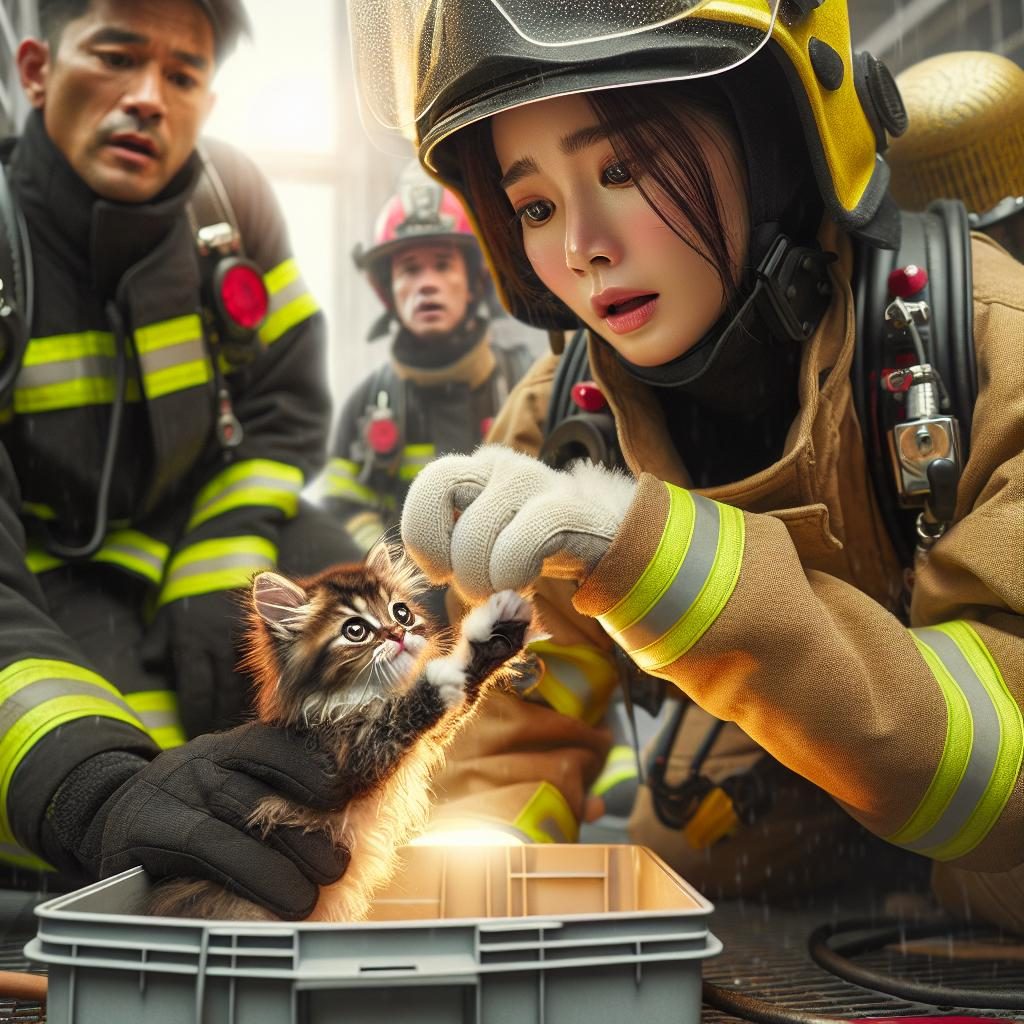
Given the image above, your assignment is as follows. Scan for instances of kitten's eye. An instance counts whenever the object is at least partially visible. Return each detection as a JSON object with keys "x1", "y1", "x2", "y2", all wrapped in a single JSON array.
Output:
[
  {"x1": 342, "y1": 618, "x2": 371, "y2": 642},
  {"x1": 392, "y1": 602, "x2": 413, "y2": 626}
]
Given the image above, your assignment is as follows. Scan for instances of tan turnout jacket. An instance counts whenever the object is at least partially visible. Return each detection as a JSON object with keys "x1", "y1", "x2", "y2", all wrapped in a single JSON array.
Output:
[{"x1": 429, "y1": 225, "x2": 1024, "y2": 925}]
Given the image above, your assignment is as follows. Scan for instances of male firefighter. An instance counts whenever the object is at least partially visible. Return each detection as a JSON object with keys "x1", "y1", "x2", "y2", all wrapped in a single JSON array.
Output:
[
  {"x1": 0, "y1": 0, "x2": 357, "y2": 919},
  {"x1": 887, "y1": 50, "x2": 1024, "y2": 260},
  {"x1": 320, "y1": 162, "x2": 537, "y2": 554}
]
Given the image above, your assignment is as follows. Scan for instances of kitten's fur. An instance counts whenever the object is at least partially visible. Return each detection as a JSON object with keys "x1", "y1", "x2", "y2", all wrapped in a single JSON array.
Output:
[{"x1": 146, "y1": 544, "x2": 531, "y2": 922}]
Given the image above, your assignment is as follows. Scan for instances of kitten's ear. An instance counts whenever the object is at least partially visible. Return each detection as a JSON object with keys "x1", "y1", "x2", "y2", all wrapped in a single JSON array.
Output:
[
  {"x1": 252, "y1": 572, "x2": 308, "y2": 633},
  {"x1": 366, "y1": 541, "x2": 396, "y2": 577}
]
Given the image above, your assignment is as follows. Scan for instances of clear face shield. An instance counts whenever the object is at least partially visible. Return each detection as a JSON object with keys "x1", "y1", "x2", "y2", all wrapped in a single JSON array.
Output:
[{"x1": 345, "y1": 0, "x2": 782, "y2": 158}]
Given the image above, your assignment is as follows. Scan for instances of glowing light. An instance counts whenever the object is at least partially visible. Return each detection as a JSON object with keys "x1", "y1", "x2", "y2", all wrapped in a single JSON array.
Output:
[{"x1": 410, "y1": 829, "x2": 525, "y2": 848}]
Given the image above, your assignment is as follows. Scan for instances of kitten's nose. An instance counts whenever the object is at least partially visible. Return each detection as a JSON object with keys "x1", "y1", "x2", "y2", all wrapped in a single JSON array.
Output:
[{"x1": 382, "y1": 626, "x2": 406, "y2": 651}]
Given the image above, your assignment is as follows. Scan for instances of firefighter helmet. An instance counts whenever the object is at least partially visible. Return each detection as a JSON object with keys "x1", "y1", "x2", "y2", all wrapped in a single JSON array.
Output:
[
  {"x1": 887, "y1": 51, "x2": 1024, "y2": 216},
  {"x1": 353, "y1": 161, "x2": 482, "y2": 310},
  {"x1": 347, "y1": 0, "x2": 907, "y2": 325}
]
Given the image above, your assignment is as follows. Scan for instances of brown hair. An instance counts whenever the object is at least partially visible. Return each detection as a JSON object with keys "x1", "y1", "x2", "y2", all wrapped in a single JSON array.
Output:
[{"x1": 452, "y1": 80, "x2": 745, "y2": 325}]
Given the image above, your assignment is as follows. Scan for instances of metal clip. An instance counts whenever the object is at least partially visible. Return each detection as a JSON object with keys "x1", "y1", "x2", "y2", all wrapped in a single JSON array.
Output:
[
  {"x1": 216, "y1": 386, "x2": 243, "y2": 448},
  {"x1": 884, "y1": 297, "x2": 930, "y2": 331},
  {"x1": 197, "y1": 222, "x2": 241, "y2": 257}
]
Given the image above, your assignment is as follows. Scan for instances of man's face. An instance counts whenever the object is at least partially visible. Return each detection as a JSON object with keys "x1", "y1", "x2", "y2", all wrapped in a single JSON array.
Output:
[
  {"x1": 19, "y1": 0, "x2": 216, "y2": 203},
  {"x1": 391, "y1": 242, "x2": 473, "y2": 339}
]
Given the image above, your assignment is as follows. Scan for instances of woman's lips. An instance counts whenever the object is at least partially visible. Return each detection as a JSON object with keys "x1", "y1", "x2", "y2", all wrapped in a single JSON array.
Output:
[{"x1": 603, "y1": 294, "x2": 658, "y2": 334}]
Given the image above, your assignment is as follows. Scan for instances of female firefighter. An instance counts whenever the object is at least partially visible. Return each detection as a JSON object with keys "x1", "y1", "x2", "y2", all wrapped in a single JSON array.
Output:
[{"x1": 348, "y1": 0, "x2": 1024, "y2": 928}]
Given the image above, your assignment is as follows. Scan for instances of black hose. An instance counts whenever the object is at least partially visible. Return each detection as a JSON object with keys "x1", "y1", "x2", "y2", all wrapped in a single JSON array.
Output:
[
  {"x1": 808, "y1": 918, "x2": 1024, "y2": 1012},
  {"x1": 44, "y1": 300, "x2": 126, "y2": 560},
  {"x1": 702, "y1": 981, "x2": 850, "y2": 1024}
]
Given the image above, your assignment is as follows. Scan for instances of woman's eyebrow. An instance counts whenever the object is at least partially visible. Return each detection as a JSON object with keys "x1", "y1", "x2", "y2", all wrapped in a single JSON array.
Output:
[{"x1": 499, "y1": 122, "x2": 618, "y2": 190}]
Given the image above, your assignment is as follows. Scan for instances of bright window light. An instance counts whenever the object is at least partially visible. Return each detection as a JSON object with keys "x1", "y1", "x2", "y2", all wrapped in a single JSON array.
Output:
[{"x1": 410, "y1": 829, "x2": 526, "y2": 848}]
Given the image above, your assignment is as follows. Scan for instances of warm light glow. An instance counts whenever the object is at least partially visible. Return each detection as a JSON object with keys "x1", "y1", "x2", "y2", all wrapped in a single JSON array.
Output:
[{"x1": 410, "y1": 829, "x2": 525, "y2": 847}]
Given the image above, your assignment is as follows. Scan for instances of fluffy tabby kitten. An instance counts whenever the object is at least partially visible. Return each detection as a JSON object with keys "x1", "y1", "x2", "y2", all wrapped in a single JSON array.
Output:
[{"x1": 146, "y1": 544, "x2": 532, "y2": 922}]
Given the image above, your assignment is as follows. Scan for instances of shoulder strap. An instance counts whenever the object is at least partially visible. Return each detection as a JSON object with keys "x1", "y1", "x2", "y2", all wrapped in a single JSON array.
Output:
[
  {"x1": 546, "y1": 327, "x2": 590, "y2": 431},
  {"x1": 0, "y1": 157, "x2": 31, "y2": 409},
  {"x1": 853, "y1": 200, "x2": 976, "y2": 566},
  {"x1": 187, "y1": 145, "x2": 246, "y2": 256}
]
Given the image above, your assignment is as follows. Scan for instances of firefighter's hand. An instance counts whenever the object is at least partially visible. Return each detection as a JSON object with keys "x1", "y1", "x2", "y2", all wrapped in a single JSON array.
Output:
[
  {"x1": 68, "y1": 724, "x2": 351, "y2": 920},
  {"x1": 401, "y1": 445, "x2": 636, "y2": 601}
]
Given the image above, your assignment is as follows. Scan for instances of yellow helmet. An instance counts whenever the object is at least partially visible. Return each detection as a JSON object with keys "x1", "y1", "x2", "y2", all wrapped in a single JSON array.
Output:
[
  {"x1": 887, "y1": 51, "x2": 1024, "y2": 215},
  {"x1": 349, "y1": 0, "x2": 908, "y2": 242}
]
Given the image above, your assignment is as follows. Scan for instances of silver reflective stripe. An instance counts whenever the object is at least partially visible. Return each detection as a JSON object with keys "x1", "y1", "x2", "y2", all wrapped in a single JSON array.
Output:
[
  {"x1": 539, "y1": 652, "x2": 595, "y2": 716},
  {"x1": 905, "y1": 627, "x2": 1003, "y2": 853},
  {"x1": 268, "y1": 275, "x2": 307, "y2": 314},
  {"x1": 135, "y1": 709, "x2": 179, "y2": 732},
  {"x1": 138, "y1": 337, "x2": 205, "y2": 374},
  {"x1": 167, "y1": 550, "x2": 274, "y2": 581},
  {"x1": 614, "y1": 493, "x2": 719, "y2": 650},
  {"x1": 97, "y1": 538, "x2": 166, "y2": 580},
  {"x1": 0, "y1": 678, "x2": 138, "y2": 729},
  {"x1": 536, "y1": 815, "x2": 570, "y2": 843},
  {"x1": 195, "y1": 472, "x2": 303, "y2": 512},
  {"x1": 17, "y1": 353, "x2": 120, "y2": 388}
]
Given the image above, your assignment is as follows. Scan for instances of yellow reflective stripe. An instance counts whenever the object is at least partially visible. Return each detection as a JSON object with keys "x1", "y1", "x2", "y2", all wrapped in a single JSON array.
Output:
[
  {"x1": 0, "y1": 842, "x2": 53, "y2": 871},
  {"x1": 22, "y1": 502, "x2": 56, "y2": 521},
  {"x1": 124, "y1": 691, "x2": 186, "y2": 749},
  {"x1": 259, "y1": 259, "x2": 319, "y2": 345},
  {"x1": 15, "y1": 331, "x2": 143, "y2": 413},
  {"x1": 0, "y1": 406, "x2": 11, "y2": 425},
  {"x1": 599, "y1": 485, "x2": 744, "y2": 673},
  {"x1": 891, "y1": 622, "x2": 1022, "y2": 861},
  {"x1": 134, "y1": 315, "x2": 211, "y2": 398},
  {"x1": 530, "y1": 640, "x2": 618, "y2": 726},
  {"x1": 159, "y1": 535, "x2": 277, "y2": 606},
  {"x1": 322, "y1": 458, "x2": 382, "y2": 507},
  {"x1": 591, "y1": 744, "x2": 638, "y2": 798},
  {"x1": 188, "y1": 459, "x2": 304, "y2": 530},
  {"x1": 0, "y1": 659, "x2": 147, "y2": 843},
  {"x1": 398, "y1": 443, "x2": 436, "y2": 482},
  {"x1": 26, "y1": 531, "x2": 169, "y2": 584},
  {"x1": 512, "y1": 782, "x2": 578, "y2": 844},
  {"x1": 92, "y1": 530, "x2": 170, "y2": 584}
]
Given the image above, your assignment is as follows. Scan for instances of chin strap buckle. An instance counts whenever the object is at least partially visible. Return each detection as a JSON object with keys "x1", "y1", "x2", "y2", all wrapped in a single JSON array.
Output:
[{"x1": 752, "y1": 236, "x2": 836, "y2": 343}]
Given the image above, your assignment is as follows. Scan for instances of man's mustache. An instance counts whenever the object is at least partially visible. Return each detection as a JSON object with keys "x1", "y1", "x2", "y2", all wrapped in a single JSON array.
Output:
[{"x1": 97, "y1": 114, "x2": 163, "y2": 154}]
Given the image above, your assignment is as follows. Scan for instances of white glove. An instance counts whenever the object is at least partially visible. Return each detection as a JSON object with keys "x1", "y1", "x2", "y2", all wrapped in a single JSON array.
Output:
[{"x1": 400, "y1": 445, "x2": 636, "y2": 601}]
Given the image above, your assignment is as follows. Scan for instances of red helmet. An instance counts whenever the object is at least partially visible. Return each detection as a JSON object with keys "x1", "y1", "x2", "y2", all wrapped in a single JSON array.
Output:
[{"x1": 353, "y1": 161, "x2": 482, "y2": 310}]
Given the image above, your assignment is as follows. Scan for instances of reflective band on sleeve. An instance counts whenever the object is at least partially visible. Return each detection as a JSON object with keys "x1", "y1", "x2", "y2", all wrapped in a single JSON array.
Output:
[
  {"x1": 599, "y1": 484, "x2": 744, "y2": 674},
  {"x1": 187, "y1": 459, "x2": 304, "y2": 530},
  {"x1": 889, "y1": 621, "x2": 1023, "y2": 861},
  {"x1": 15, "y1": 331, "x2": 142, "y2": 413},
  {"x1": 529, "y1": 640, "x2": 618, "y2": 726},
  {"x1": 322, "y1": 457, "x2": 385, "y2": 508},
  {"x1": 123, "y1": 690, "x2": 186, "y2": 749},
  {"x1": 0, "y1": 841, "x2": 52, "y2": 871},
  {"x1": 590, "y1": 744, "x2": 639, "y2": 798},
  {"x1": 158, "y1": 535, "x2": 277, "y2": 605},
  {"x1": 259, "y1": 259, "x2": 319, "y2": 345},
  {"x1": 398, "y1": 443, "x2": 436, "y2": 482},
  {"x1": 26, "y1": 530, "x2": 169, "y2": 585},
  {"x1": 134, "y1": 314, "x2": 211, "y2": 399},
  {"x1": 0, "y1": 659, "x2": 148, "y2": 843},
  {"x1": 512, "y1": 782, "x2": 579, "y2": 844}
]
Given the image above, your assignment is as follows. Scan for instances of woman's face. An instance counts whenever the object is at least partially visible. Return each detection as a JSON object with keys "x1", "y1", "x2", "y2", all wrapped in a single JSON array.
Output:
[{"x1": 491, "y1": 92, "x2": 748, "y2": 366}]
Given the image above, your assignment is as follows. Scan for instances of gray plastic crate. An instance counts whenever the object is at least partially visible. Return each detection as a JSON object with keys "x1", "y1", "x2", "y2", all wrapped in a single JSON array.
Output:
[{"x1": 26, "y1": 843, "x2": 721, "y2": 1024}]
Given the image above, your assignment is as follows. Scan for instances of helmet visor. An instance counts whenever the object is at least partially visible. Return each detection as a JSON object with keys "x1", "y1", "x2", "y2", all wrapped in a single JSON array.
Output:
[{"x1": 347, "y1": 0, "x2": 781, "y2": 146}]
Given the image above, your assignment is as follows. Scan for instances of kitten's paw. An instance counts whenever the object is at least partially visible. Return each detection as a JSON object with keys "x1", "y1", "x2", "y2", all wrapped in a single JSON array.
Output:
[
  {"x1": 462, "y1": 590, "x2": 533, "y2": 645},
  {"x1": 424, "y1": 657, "x2": 469, "y2": 709}
]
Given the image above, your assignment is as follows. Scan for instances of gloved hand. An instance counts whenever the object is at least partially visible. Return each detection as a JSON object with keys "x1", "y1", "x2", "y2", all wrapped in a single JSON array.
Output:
[
  {"x1": 144, "y1": 590, "x2": 254, "y2": 738},
  {"x1": 401, "y1": 445, "x2": 636, "y2": 601},
  {"x1": 47, "y1": 723, "x2": 351, "y2": 920}
]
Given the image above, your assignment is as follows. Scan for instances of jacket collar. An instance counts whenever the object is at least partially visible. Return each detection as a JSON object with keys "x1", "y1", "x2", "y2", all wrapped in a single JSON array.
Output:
[
  {"x1": 9, "y1": 110, "x2": 201, "y2": 299},
  {"x1": 390, "y1": 325, "x2": 497, "y2": 389}
]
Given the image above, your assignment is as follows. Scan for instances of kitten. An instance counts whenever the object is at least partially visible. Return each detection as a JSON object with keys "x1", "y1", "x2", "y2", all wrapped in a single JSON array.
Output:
[{"x1": 146, "y1": 543, "x2": 532, "y2": 922}]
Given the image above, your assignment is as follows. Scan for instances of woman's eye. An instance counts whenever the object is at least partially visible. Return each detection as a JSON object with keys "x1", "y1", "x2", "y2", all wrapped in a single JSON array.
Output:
[
  {"x1": 342, "y1": 619, "x2": 370, "y2": 642},
  {"x1": 517, "y1": 200, "x2": 553, "y2": 227},
  {"x1": 392, "y1": 602, "x2": 413, "y2": 626},
  {"x1": 602, "y1": 161, "x2": 632, "y2": 186}
]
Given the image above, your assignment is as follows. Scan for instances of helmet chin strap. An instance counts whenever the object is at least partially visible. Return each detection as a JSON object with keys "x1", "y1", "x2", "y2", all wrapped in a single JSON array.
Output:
[
  {"x1": 391, "y1": 309, "x2": 488, "y2": 370},
  {"x1": 614, "y1": 232, "x2": 836, "y2": 416}
]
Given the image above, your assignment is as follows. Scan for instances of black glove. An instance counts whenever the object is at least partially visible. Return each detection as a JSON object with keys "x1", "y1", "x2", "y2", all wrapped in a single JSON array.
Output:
[
  {"x1": 143, "y1": 591, "x2": 255, "y2": 737},
  {"x1": 47, "y1": 723, "x2": 351, "y2": 920}
]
